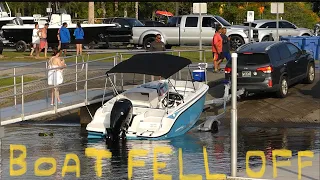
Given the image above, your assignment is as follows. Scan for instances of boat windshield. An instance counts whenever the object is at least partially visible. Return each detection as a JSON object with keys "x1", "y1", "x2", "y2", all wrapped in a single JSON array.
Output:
[
  {"x1": 214, "y1": 15, "x2": 231, "y2": 26},
  {"x1": 127, "y1": 19, "x2": 144, "y2": 27}
]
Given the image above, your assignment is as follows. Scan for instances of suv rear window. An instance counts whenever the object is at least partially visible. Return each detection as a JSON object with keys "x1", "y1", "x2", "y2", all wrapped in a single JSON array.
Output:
[{"x1": 236, "y1": 53, "x2": 270, "y2": 66}]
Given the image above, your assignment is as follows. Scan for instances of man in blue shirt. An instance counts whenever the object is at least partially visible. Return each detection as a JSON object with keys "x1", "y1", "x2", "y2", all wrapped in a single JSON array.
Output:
[{"x1": 59, "y1": 22, "x2": 70, "y2": 56}]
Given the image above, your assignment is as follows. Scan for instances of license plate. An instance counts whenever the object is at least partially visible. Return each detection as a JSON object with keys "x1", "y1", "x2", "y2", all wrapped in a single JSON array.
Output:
[{"x1": 242, "y1": 71, "x2": 251, "y2": 77}]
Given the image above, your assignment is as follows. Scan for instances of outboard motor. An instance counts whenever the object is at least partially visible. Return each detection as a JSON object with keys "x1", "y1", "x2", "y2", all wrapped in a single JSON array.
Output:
[{"x1": 106, "y1": 99, "x2": 133, "y2": 142}]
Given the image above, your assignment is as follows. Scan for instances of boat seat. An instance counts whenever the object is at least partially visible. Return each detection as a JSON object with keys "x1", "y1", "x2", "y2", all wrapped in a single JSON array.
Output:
[
  {"x1": 128, "y1": 109, "x2": 166, "y2": 133},
  {"x1": 123, "y1": 89, "x2": 160, "y2": 109}
]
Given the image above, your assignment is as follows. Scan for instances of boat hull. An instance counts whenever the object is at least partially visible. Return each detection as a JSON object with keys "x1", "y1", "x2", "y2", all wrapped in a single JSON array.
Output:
[
  {"x1": 87, "y1": 92, "x2": 207, "y2": 140},
  {"x1": 126, "y1": 91, "x2": 207, "y2": 140},
  {"x1": 87, "y1": 131, "x2": 105, "y2": 139}
]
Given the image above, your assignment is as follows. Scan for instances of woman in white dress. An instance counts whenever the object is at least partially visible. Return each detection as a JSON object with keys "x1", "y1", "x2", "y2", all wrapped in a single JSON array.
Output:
[
  {"x1": 48, "y1": 54, "x2": 66, "y2": 105},
  {"x1": 30, "y1": 23, "x2": 40, "y2": 57}
]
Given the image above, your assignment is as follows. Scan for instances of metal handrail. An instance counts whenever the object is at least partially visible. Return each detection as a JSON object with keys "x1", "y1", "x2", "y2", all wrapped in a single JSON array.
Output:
[
  {"x1": 1, "y1": 49, "x2": 209, "y2": 79},
  {"x1": 1, "y1": 49, "x2": 209, "y2": 111},
  {"x1": 0, "y1": 61, "x2": 47, "y2": 72},
  {"x1": 86, "y1": 50, "x2": 147, "y2": 55},
  {"x1": 0, "y1": 54, "x2": 79, "y2": 72},
  {"x1": 0, "y1": 73, "x2": 114, "y2": 100},
  {"x1": 115, "y1": 49, "x2": 206, "y2": 56},
  {"x1": 0, "y1": 55, "x2": 117, "y2": 79}
]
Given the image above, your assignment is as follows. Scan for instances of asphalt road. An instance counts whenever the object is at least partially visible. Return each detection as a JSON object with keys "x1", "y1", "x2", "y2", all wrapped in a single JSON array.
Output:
[{"x1": 205, "y1": 68, "x2": 320, "y2": 126}]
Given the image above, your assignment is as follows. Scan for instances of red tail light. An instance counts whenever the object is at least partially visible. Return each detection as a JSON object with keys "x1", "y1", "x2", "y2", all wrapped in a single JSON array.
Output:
[
  {"x1": 257, "y1": 66, "x2": 273, "y2": 73},
  {"x1": 243, "y1": 52, "x2": 253, "y2": 54},
  {"x1": 225, "y1": 67, "x2": 231, "y2": 73},
  {"x1": 268, "y1": 79, "x2": 273, "y2": 87}
]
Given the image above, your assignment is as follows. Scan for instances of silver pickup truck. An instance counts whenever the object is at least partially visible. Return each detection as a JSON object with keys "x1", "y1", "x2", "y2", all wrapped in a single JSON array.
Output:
[{"x1": 131, "y1": 14, "x2": 259, "y2": 50}]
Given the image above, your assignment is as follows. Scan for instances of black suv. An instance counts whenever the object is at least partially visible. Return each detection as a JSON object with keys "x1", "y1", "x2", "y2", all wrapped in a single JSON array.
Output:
[{"x1": 224, "y1": 41, "x2": 315, "y2": 98}]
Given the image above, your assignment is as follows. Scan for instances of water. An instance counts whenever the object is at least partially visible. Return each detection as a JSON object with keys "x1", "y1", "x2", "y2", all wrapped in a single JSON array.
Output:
[{"x1": 1, "y1": 122, "x2": 319, "y2": 180}]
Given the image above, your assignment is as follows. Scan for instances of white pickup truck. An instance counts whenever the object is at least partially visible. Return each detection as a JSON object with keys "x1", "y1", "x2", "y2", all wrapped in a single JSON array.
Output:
[{"x1": 131, "y1": 14, "x2": 259, "y2": 50}]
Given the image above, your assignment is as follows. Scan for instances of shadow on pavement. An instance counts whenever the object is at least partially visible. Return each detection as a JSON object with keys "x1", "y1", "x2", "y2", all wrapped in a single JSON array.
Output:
[{"x1": 299, "y1": 80, "x2": 320, "y2": 99}]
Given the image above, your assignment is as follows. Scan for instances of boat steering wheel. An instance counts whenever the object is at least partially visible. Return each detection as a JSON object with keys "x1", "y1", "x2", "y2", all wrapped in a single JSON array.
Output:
[{"x1": 162, "y1": 96, "x2": 175, "y2": 108}]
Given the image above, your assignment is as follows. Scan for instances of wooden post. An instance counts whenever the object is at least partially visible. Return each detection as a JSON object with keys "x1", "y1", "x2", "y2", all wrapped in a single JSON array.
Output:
[
  {"x1": 175, "y1": 2, "x2": 179, "y2": 16},
  {"x1": 115, "y1": 2, "x2": 118, "y2": 16},
  {"x1": 135, "y1": 2, "x2": 139, "y2": 19},
  {"x1": 88, "y1": 2, "x2": 94, "y2": 24},
  {"x1": 124, "y1": 5, "x2": 128, "y2": 17},
  {"x1": 101, "y1": 2, "x2": 106, "y2": 18}
]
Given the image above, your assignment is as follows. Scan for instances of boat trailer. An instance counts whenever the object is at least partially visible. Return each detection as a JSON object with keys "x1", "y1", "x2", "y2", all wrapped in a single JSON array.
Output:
[{"x1": 197, "y1": 81, "x2": 245, "y2": 132}]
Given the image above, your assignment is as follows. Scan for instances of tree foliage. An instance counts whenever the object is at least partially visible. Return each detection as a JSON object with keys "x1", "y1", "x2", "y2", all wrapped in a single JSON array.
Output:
[{"x1": 5, "y1": 2, "x2": 319, "y2": 29}]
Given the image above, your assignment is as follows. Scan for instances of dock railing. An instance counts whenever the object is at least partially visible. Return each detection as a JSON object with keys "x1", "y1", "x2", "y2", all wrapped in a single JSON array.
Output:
[{"x1": 0, "y1": 49, "x2": 209, "y2": 124}]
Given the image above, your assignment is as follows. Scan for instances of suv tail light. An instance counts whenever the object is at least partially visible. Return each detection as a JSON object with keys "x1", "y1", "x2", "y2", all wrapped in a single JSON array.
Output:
[
  {"x1": 268, "y1": 79, "x2": 273, "y2": 87},
  {"x1": 225, "y1": 67, "x2": 231, "y2": 74},
  {"x1": 256, "y1": 66, "x2": 273, "y2": 73}
]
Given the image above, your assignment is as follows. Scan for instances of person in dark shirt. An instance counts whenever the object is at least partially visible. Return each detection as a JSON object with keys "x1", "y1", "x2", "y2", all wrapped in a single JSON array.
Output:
[
  {"x1": 221, "y1": 27, "x2": 231, "y2": 63},
  {"x1": 149, "y1": 34, "x2": 166, "y2": 52},
  {"x1": 149, "y1": 34, "x2": 166, "y2": 81}
]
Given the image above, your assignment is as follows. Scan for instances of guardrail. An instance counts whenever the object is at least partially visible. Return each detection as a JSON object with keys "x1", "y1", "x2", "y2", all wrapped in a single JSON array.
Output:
[{"x1": 0, "y1": 49, "x2": 209, "y2": 121}]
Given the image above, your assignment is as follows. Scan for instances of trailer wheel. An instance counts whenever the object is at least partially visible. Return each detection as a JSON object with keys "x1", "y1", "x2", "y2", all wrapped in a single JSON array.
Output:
[{"x1": 16, "y1": 40, "x2": 27, "y2": 52}]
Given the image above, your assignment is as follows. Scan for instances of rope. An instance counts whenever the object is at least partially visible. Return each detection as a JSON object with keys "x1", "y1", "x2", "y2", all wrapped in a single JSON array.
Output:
[{"x1": 85, "y1": 105, "x2": 94, "y2": 120}]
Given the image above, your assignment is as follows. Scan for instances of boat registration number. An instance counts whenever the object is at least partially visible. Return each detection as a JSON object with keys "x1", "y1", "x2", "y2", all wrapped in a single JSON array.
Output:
[{"x1": 242, "y1": 71, "x2": 251, "y2": 77}]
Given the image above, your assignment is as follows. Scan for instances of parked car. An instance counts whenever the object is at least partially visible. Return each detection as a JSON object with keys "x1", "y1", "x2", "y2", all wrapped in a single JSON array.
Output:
[
  {"x1": 102, "y1": 17, "x2": 145, "y2": 46},
  {"x1": 243, "y1": 20, "x2": 313, "y2": 42},
  {"x1": 140, "y1": 20, "x2": 166, "y2": 27},
  {"x1": 224, "y1": 41, "x2": 315, "y2": 98},
  {"x1": 131, "y1": 14, "x2": 259, "y2": 50}
]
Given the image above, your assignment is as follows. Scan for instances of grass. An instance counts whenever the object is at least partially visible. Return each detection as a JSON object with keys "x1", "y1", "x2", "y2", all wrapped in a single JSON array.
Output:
[
  {"x1": 0, "y1": 75, "x2": 37, "y2": 93},
  {"x1": 0, "y1": 47, "x2": 215, "y2": 63}
]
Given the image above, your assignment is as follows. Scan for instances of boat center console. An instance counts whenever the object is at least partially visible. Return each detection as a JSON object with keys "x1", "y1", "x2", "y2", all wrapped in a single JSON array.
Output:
[
  {"x1": 122, "y1": 81, "x2": 183, "y2": 109},
  {"x1": 139, "y1": 81, "x2": 184, "y2": 109}
]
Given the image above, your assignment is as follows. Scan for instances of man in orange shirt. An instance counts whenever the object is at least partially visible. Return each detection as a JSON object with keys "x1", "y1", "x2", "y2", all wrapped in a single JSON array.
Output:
[{"x1": 212, "y1": 25, "x2": 223, "y2": 72}]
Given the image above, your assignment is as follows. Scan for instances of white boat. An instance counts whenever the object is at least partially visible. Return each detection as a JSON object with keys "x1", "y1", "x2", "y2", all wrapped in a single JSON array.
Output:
[
  {"x1": 1, "y1": 12, "x2": 116, "y2": 51},
  {"x1": 86, "y1": 53, "x2": 209, "y2": 140}
]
